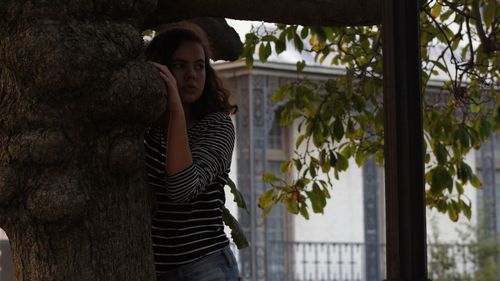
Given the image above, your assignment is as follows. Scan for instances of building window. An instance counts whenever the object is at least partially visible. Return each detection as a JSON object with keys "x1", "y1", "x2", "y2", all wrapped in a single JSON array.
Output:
[
  {"x1": 268, "y1": 110, "x2": 284, "y2": 150},
  {"x1": 268, "y1": 108, "x2": 289, "y2": 161},
  {"x1": 476, "y1": 132, "x2": 500, "y2": 236},
  {"x1": 265, "y1": 107, "x2": 291, "y2": 281}
]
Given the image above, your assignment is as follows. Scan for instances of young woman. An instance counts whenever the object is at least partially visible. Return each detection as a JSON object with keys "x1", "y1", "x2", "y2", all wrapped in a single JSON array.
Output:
[{"x1": 144, "y1": 24, "x2": 239, "y2": 281}]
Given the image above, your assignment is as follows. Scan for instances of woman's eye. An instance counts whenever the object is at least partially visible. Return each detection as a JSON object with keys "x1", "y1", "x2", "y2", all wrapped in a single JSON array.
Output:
[
  {"x1": 194, "y1": 64, "x2": 205, "y2": 70},
  {"x1": 172, "y1": 63, "x2": 183, "y2": 69}
]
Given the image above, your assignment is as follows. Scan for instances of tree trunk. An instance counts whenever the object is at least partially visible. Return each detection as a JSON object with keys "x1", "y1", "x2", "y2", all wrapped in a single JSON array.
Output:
[
  {"x1": 144, "y1": 0, "x2": 382, "y2": 28},
  {"x1": 0, "y1": 1, "x2": 167, "y2": 280}
]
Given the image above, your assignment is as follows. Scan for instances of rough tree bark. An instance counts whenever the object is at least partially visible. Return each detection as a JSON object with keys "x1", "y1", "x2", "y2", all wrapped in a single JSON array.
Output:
[
  {"x1": 0, "y1": 1, "x2": 167, "y2": 280},
  {"x1": 0, "y1": 0, "x2": 390, "y2": 280}
]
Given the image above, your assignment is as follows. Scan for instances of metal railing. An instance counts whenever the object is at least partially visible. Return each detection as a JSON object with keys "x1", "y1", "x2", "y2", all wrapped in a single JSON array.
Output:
[
  {"x1": 231, "y1": 240, "x2": 499, "y2": 281},
  {"x1": 279, "y1": 241, "x2": 366, "y2": 281},
  {"x1": 427, "y1": 243, "x2": 480, "y2": 281}
]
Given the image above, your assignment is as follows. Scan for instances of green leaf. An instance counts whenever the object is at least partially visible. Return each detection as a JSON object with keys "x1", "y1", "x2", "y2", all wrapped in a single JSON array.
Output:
[
  {"x1": 333, "y1": 118, "x2": 344, "y2": 141},
  {"x1": 294, "y1": 159, "x2": 303, "y2": 171},
  {"x1": 462, "y1": 201, "x2": 472, "y2": 220},
  {"x1": 436, "y1": 198, "x2": 447, "y2": 212},
  {"x1": 335, "y1": 153, "x2": 349, "y2": 171},
  {"x1": 457, "y1": 161, "x2": 473, "y2": 183},
  {"x1": 261, "y1": 201, "x2": 277, "y2": 219},
  {"x1": 482, "y1": 1, "x2": 497, "y2": 28},
  {"x1": 431, "y1": 3, "x2": 442, "y2": 18},
  {"x1": 222, "y1": 207, "x2": 249, "y2": 249},
  {"x1": 271, "y1": 88, "x2": 286, "y2": 103},
  {"x1": 325, "y1": 79, "x2": 337, "y2": 93},
  {"x1": 479, "y1": 118, "x2": 491, "y2": 138},
  {"x1": 329, "y1": 150, "x2": 337, "y2": 167},
  {"x1": 293, "y1": 33, "x2": 304, "y2": 51},
  {"x1": 296, "y1": 177, "x2": 311, "y2": 189},
  {"x1": 425, "y1": 153, "x2": 431, "y2": 164},
  {"x1": 439, "y1": 8, "x2": 453, "y2": 21},
  {"x1": 431, "y1": 60, "x2": 446, "y2": 72},
  {"x1": 299, "y1": 203, "x2": 310, "y2": 219},
  {"x1": 456, "y1": 182, "x2": 464, "y2": 195},
  {"x1": 320, "y1": 151, "x2": 331, "y2": 173},
  {"x1": 226, "y1": 178, "x2": 249, "y2": 213},
  {"x1": 280, "y1": 160, "x2": 292, "y2": 174},
  {"x1": 470, "y1": 104, "x2": 481, "y2": 113},
  {"x1": 309, "y1": 164, "x2": 317, "y2": 178},
  {"x1": 300, "y1": 26, "x2": 309, "y2": 39},
  {"x1": 306, "y1": 183, "x2": 327, "y2": 213},
  {"x1": 322, "y1": 185, "x2": 331, "y2": 199},
  {"x1": 354, "y1": 150, "x2": 367, "y2": 166},
  {"x1": 258, "y1": 188, "x2": 275, "y2": 210},
  {"x1": 259, "y1": 44, "x2": 268, "y2": 63},
  {"x1": 245, "y1": 54, "x2": 254, "y2": 69},
  {"x1": 296, "y1": 60, "x2": 306, "y2": 73},
  {"x1": 312, "y1": 128, "x2": 325, "y2": 147},
  {"x1": 275, "y1": 31, "x2": 287, "y2": 54},
  {"x1": 435, "y1": 142, "x2": 448, "y2": 164},
  {"x1": 451, "y1": 37, "x2": 460, "y2": 51},
  {"x1": 430, "y1": 166, "x2": 453, "y2": 195},
  {"x1": 340, "y1": 144, "x2": 352, "y2": 158},
  {"x1": 283, "y1": 197, "x2": 299, "y2": 214},
  {"x1": 447, "y1": 202, "x2": 459, "y2": 222},
  {"x1": 261, "y1": 35, "x2": 277, "y2": 42},
  {"x1": 456, "y1": 126, "x2": 470, "y2": 148},
  {"x1": 263, "y1": 172, "x2": 281, "y2": 183},
  {"x1": 265, "y1": 43, "x2": 272, "y2": 59},
  {"x1": 470, "y1": 175, "x2": 482, "y2": 188}
]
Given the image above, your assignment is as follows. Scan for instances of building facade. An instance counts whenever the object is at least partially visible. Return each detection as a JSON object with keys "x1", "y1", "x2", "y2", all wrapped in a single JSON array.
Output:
[{"x1": 217, "y1": 60, "x2": 499, "y2": 281}]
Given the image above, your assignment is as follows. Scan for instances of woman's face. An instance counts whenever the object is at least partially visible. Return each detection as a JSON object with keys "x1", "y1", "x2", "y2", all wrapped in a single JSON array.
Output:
[{"x1": 170, "y1": 41, "x2": 206, "y2": 106}]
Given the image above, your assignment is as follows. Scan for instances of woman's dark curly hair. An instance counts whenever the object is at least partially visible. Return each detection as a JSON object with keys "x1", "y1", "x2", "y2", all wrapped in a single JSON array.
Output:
[{"x1": 145, "y1": 23, "x2": 237, "y2": 121}]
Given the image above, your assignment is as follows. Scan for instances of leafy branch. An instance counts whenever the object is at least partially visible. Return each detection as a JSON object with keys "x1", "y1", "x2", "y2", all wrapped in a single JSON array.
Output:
[{"x1": 242, "y1": 0, "x2": 499, "y2": 222}]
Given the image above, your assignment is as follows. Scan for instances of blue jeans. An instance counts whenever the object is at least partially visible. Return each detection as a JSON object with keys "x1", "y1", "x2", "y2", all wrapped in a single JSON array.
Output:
[{"x1": 156, "y1": 246, "x2": 240, "y2": 281}]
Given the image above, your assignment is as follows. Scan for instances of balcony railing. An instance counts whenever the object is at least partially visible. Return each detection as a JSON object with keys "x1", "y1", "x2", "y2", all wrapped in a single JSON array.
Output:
[
  {"x1": 278, "y1": 241, "x2": 366, "y2": 281},
  {"x1": 231, "y1": 240, "x2": 499, "y2": 281}
]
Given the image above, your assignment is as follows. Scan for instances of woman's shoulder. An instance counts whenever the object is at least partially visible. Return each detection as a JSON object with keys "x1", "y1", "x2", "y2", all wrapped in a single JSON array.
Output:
[
  {"x1": 189, "y1": 111, "x2": 234, "y2": 136},
  {"x1": 200, "y1": 111, "x2": 233, "y2": 126}
]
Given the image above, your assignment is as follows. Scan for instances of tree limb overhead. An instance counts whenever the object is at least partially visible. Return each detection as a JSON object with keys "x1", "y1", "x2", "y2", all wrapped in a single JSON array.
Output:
[{"x1": 144, "y1": 0, "x2": 382, "y2": 29}]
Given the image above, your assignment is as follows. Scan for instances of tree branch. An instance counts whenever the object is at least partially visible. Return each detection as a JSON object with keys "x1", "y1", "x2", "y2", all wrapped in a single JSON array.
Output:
[
  {"x1": 144, "y1": 0, "x2": 381, "y2": 29},
  {"x1": 471, "y1": 0, "x2": 495, "y2": 53},
  {"x1": 441, "y1": 0, "x2": 474, "y2": 19}
]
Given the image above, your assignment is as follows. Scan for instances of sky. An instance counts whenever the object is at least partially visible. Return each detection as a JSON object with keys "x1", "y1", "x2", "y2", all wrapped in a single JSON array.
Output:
[
  {"x1": 226, "y1": 19, "x2": 254, "y2": 41},
  {"x1": 224, "y1": 19, "x2": 455, "y2": 81},
  {"x1": 225, "y1": 19, "x2": 334, "y2": 67}
]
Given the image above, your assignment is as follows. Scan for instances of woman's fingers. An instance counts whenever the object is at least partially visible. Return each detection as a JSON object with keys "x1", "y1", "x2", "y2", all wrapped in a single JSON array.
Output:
[
  {"x1": 150, "y1": 62, "x2": 172, "y2": 77},
  {"x1": 159, "y1": 72, "x2": 168, "y2": 81},
  {"x1": 150, "y1": 62, "x2": 176, "y2": 87}
]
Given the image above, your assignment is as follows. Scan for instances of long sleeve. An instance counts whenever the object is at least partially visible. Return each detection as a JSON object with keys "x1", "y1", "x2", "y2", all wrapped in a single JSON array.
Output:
[{"x1": 164, "y1": 112, "x2": 234, "y2": 202}]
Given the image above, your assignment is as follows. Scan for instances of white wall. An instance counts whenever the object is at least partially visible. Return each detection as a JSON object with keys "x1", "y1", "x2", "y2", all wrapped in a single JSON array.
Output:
[
  {"x1": 426, "y1": 150, "x2": 479, "y2": 243},
  {"x1": 293, "y1": 160, "x2": 365, "y2": 242},
  {"x1": 290, "y1": 118, "x2": 366, "y2": 243}
]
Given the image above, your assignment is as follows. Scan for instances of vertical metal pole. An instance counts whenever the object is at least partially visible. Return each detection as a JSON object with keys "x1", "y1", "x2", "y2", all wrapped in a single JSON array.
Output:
[
  {"x1": 481, "y1": 136, "x2": 497, "y2": 239},
  {"x1": 382, "y1": 0, "x2": 430, "y2": 280},
  {"x1": 248, "y1": 74, "x2": 257, "y2": 281},
  {"x1": 363, "y1": 158, "x2": 381, "y2": 281}
]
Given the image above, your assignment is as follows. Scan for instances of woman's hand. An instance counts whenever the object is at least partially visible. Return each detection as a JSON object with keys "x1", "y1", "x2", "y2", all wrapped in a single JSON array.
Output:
[
  {"x1": 150, "y1": 62, "x2": 184, "y2": 117},
  {"x1": 149, "y1": 62, "x2": 193, "y2": 176}
]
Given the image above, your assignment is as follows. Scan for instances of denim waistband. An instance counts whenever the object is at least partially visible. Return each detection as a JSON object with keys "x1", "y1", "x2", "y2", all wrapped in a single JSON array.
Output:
[{"x1": 157, "y1": 245, "x2": 234, "y2": 277}]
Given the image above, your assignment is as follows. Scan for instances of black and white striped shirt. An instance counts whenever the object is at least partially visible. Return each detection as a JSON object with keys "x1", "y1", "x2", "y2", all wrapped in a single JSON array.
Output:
[{"x1": 144, "y1": 111, "x2": 235, "y2": 272}]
